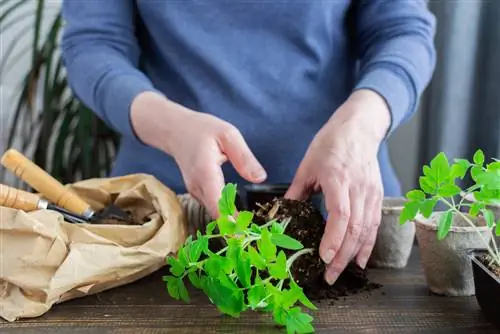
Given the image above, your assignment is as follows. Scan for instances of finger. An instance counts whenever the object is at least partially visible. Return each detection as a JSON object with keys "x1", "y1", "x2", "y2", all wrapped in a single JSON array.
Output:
[
  {"x1": 217, "y1": 127, "x2": 267, "y2": 183},
  {"x1": 353, "y1": 191, "x2": 379, "y2": 256},
  {"x1": 356, "y1": 195, "x2": 382, "y2": 269},
  {"x1": 284, "y1": 160, "x2": 312, "y2": 201},
  {"x1": 199, "y1": 164, "x2": 226, "y2": 219},
  {"x1": 324, "y1": 186, "x2": 365, "y2": 285},
  {"x1": 318, "y1": 176, "x2": 350, "y2": 265}
]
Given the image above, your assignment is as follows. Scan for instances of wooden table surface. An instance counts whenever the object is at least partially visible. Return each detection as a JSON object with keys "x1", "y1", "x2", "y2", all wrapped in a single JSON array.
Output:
[{"x1": 1, "y1": 247, "x2": 497, "y2": 334}]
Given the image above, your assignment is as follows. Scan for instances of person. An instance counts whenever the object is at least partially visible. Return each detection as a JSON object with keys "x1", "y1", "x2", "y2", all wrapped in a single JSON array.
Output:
[{"x1": 60, "y1": 0, "x2": 436, "y2": 285}]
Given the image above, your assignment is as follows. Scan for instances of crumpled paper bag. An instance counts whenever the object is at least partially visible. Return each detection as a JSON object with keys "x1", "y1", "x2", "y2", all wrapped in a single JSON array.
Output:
[{"x1": 0, "y1": 173, "x2": 188, "y2": 322}]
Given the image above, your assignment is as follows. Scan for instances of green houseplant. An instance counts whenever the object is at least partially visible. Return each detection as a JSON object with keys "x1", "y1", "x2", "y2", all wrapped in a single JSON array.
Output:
[
  {"x1": 0, "y1": 0, "x2": 119, "y2": 187},
  {"x1": 399, "y1": 150, "x2": 500, "y2": 324}
]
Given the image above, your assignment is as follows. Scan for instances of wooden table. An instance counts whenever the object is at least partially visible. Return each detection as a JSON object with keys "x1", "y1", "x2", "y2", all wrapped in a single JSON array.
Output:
[{"x1": 0, "y1": 247, "x2": 497, "y2": 334}]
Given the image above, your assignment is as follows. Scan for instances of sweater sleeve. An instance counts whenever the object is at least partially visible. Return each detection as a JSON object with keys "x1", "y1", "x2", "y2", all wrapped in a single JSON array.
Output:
[
  {"x1": 61, "y1": 0, "x2": 158, "y2": 139},
  {"x1": 352, "y1": 0, "x2": 437, "y2": 136}
]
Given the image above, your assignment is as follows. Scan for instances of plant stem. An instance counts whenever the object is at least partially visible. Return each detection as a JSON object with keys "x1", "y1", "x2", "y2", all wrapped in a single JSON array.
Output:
[
  {"x1": 442, "y1": 199, "x2": 500, "y2": 266},
  {"x1": 286, "y1": 248, "x2": 314, "y2": 269}
]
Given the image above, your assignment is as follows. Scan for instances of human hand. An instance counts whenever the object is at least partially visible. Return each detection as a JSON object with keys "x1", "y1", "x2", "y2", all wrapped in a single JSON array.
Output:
[
  {"x1": 131, "y1": 91, "x2": 267, "y2": 218},
  {"x1": 285, "y1": 89, "x2": 391, "y2": 285}
]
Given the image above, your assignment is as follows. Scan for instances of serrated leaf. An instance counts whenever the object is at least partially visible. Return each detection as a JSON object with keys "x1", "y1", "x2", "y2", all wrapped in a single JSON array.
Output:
[
  {"x1": 482, "y1": 209, "x2": 495, "y2": 228},
  {"x1": 406, "y1": 189, "x2": 425, "y2": 201},
  {"x1": 419, "y1": 176, "x2": 435, "y2": 194},
  {"x1": 290, "y1": 280, "x2": 317, "y2": 310},
  {"x1": 177, "y1": 247, "x2": 189, "y2": 267},
  {"x1": 206, "y1": 221, "x2": 216, "y2": 235},
  {"x1": 271, "y1": 234, "x2": 304, "y2": 250},
  {"x1": 420, "y1": 198, "x2": 438, "y2": 218},
  {"x1": 268, "y1": 251, "x2": 288, "y2": 279},
  {"x1": 177, "y1": 278, "x2": 190, "y2": 303},
  {"x1": 168, "y1": 257, "x2": 185, "y2": 277},
  {"x1": 476, "y1": 170, "x2": 500, "y2": 190},
  {"x1": 188, "y1": 271, "x2": 201, "y2": 289},
  {"x1": 189, "y1": 238, "x2": 206, "y2": 262},
  {"x1": 236, "y1": 251, "x2": 252, "y2": 288},
  {"x1": 217, "y1": 216, "x2": 236, "y2": 235},
  {"x1": 438, "y1": 184, "x2": 461, "y2": 197},
  {"x1": 248, "y1": 246, "x2": 266, "y2": 270},
  {"x1": 450, "y1": 159, "x2": 470, "y2": 179},
  {"x1": 204, "y1": 256, "x2": 222, "y2": 277},
  {"x1": 163, "y1": 275, "x2": 180, "y2": 300},
  {"x1": 218, "y1": 183, "x2": 237, "y2": 216},
  {"x1": 236, "y1": 211, "x2": 253, "y2": 231},
  {"x1": 248, "y1": 284, "x2": 267, "y2": 309},
  {"x1": 496, "y1": 219, "x2": 500, "y2": 236},
  {"x1": 201, "y1": 276, "x2": 244, "y2": 317},
  {"x1": 271, "y1": 221, "x2": 285, "y2": 234},
  {"x1": 399, "y1": 201, "x2": 419, "y2": 224},
  {"x1": 423, "y1": 165, "x2": 436, "y2": 178},
  {"x1": 430, "y1": 152, "x2": 450, "y2": 182},
  {"x1": 258, "y1": 228, "x2": 277, "y2": 261},
  {"x1": 469, "y1": 202, "x2": 483, "y2": 216},
  {"x1": 285, "y1": 307, "x2": 315, "y2": 334},
  {"x1": 273, "y1": 306, "x2": 287, "y2": 326},
  {"x1": 473, "y1": 149, "x2": 485, "y2": 165},
  {"x1": 437, "y1": 211, "x2": 453, "y2": 240},
  {"x1": 471, "y1": 166, "x2": 483, "y2": 181}
]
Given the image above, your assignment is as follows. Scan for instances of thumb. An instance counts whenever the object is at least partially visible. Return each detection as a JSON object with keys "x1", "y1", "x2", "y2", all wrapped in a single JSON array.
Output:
[
  {"x1": 218, "y1": 128, "x2": 267, "y2": 183},
  {"x1": 285, "y1": 163, "x2": 311, "y2": 201}
]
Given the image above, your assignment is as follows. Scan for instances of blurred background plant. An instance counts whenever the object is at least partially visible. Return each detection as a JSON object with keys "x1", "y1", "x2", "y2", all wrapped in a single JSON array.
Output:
[{"x1": 0, "y1": 0, "x2": 119, "y2": 188}]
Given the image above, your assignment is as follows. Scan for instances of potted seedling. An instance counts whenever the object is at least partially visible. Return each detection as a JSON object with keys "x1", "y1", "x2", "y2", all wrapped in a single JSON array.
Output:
[
  {"x1": 399, "y1": 149, "x2": 500, "y2": 325},
  {"x1": 368, "y1": 197, "x2": 415, "y2": 269},
  {"x1": 164, "y1": 183, "x2": 381, "y2": 333}
]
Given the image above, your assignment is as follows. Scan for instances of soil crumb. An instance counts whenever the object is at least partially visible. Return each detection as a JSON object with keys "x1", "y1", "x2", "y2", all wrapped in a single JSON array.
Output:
[
  {"x1": 254, "y1": 197, "x2": 382, "y2": 301},
  {"x1": 93, "y1": 209, "x2": 149, "y2": 225},
  {"x1": 479, "y1": 253, "x2": 500, "y2": 277}
]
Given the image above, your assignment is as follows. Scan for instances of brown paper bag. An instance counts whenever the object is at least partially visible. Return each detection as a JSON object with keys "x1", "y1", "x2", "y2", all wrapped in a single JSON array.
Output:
[{"x1": 0, "y1": 173, "x2": 188, "y2": 322}]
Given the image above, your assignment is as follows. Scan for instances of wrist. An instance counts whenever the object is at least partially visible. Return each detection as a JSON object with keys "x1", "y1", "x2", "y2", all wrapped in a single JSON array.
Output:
[
  {"x1": 344, "y1": 89, "x2": 391, "y2": 142},
  {"x1": 130, "y1": 91, "x2": 190, "y2": 155}
]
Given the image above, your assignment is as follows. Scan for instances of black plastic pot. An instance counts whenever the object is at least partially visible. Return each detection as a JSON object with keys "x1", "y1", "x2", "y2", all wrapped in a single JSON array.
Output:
[
  {"x1": 468, "y1": 248, "x2": 500, "y2": 328},
  {"x1": 241, "y1": 183, "x2": 290, "y2": 211}
]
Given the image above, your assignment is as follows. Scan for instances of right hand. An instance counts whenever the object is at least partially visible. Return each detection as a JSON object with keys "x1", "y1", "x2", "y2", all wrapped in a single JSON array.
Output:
[{"x1": 130, "y1": 91, "x2": 267, "y2": 218}]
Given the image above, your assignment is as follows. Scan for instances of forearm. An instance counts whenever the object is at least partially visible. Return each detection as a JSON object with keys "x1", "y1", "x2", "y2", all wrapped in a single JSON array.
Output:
[{"x1": 352, "y1": 1, "x2": 437, "y2": 136}]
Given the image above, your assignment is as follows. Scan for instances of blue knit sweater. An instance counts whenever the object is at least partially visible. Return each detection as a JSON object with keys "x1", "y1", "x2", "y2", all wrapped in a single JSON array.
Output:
[{"x1": 61, "y1": 0, "x2": 436, "y2": 196}]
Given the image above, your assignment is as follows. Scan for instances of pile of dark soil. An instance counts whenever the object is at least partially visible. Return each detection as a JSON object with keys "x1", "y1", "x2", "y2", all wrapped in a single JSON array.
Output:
[
  {"x1": 94, "y1": 209, "x2": 150, "y2": 225},
  {"x1": 254, "y1": 197, "x2": 381, "y2": 301},
  {"x1": 479, "y1": 253, "x2": 500, "y2": 277}
]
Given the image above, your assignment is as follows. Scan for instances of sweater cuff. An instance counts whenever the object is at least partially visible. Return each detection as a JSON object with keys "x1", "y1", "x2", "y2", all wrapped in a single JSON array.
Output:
[
  {"x1": 354, "y1": 65, "x2": 415, "y2": 137},
  {"x1": 100, "y1": 75, "x2": 160, "y2": 141}
]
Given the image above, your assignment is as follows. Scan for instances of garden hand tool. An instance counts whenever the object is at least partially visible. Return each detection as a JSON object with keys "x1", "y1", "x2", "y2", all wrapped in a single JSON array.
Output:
[
  {"x1": 0, "y1": 183, "x2": 89, "y2": 224},
  {"x1": 0, "y1": 149, "x2": 130, "y2": 222}
]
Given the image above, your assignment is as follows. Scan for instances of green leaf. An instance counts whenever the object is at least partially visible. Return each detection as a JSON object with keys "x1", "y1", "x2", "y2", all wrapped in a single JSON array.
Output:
[
  {"x1": 236, "y1": 251, "x2": 252, "y2": 288},
  {"x1": 471, "y1": 166, "x2": 483, "y2": 181},
  {"x1": 271, "y1": 221, "x2": 285, "y2": 234},
  {"x1": 201, "y1": 276, "x2": 244, "y2": 317},
  {"x1": 217, "y1": 216, "x2": 236, "y2": 235},
  {"x1": 473, "y1": 149, "x2": 485, "y2": 165},
  {"x1": 419, "y1": 176, "x2": 435, "y2": 194},
  {"x1": 206, "y1": 221, "x2": 216, "y2": 235},
  {"x1": 420, "y1": 198, "x2": 438, "y2": 218},
  {"x1": 285, "y1": 307, "x2": 315, "y2": 334},
  {"x1": 470, "y1": 202, "x2": 484, "y2": 216},
  {"x1": 236, "y1": 211, "x2": 253, "y2": 231},
  {"x1": 258, "y1": 228, "x2": 277, "y2": 261},
  {"x1": 227, "y1": 238, "x2": 243, "y2": 267},
  {"x1": 189, "y1": 238, "x2": 207, "y2": 263},
  {"x1": 248, "y1": 284, "x2": 268, "y2": 309},
  {"x1": 451, "y1": 159, "x2": 471, "y2": 179},
  {"x1": 177, "y1": 278, "x2": 190, "y2": 303},
  {"x1": 399, "y1": 201, "x2": 419, "y2": 224},
  {"x1": 273, "y1": 306, "x2": 287, "y2": 326},
  {"x1": 482, "y1": 209, "x2": 495, "y2": 228},
  {"x1": 204, "y1": 256, "x2": 222, "y2": 277},
  {"x1": 430, "y1": 152, "x2": 450, "y2": 182},
  {"x1": 163, "y1": 275, "x2": 180, "y2": 300},
  {"x1": 218, "y1": 183, "x2": 237, "y2": 216},
  {"x1": 248, "y1": 246, "x2": 266, "y2": 270},
  {"x1": 268, "y1": 251, "x2": 288, "y2": 280},
  {"x1": 290, "y1": 280, "x2": 317, "y2": 310},
  {"x1": 438, "y1": 184, "x2": 461, "y2": 197},
  {"x1": 496, "y1": 219, "x2": 500, "y2": 236},
  {"x1": 168, "y1": 257, "x2": 185, "y2": 277},
  {"x1": 250, "y1": 223, "x2": 262, "y2": 234},
  {"x1": 423, "y1": 165, "x2": 436, "y2": 179},
  {"x1": 406, "y1": 190, "x2": 425, "y2": 201},
  {"x1": 437, "y1": 211, "x2": 453, "y2": 240},
  {"x1": 177, "y1": 247, "x2": 189, "y2": 267},
  {"x1": 271, "y1": 234, "x2": 304, "y2": 250},
  {"x1": 188, "y1": 271, "x2": 201, "y2": 289},
  {"x1": 476, "y1": 171, "x2": 500, "y2": 190}
]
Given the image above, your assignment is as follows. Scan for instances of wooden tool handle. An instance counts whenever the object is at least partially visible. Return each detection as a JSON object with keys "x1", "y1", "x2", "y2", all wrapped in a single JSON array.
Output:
[
  {"x1": 1, "y1": 149, "x2": 94, "y2": 217},
  {"x1": 0, "y1": 184, "x2": 40, "y2": 212}
]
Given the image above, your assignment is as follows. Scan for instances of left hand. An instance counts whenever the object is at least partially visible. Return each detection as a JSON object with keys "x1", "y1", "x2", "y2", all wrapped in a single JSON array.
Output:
[{"x1": 285, "y1": 89, "x2": 391, "y2": 285}]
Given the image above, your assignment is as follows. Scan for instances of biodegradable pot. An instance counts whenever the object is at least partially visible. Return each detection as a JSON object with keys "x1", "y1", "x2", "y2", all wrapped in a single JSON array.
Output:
[
  {"x1": 368, "y1": 197, "x2": 415, "y2": 269},
  {"x1": 468, "y1": 248, "x2": 500, "y2": 328},
  {"x1": 415, "y1": 213, "x2": 492, "y2": 296},
  {"x1": 463, "y1": 193, "x2": 500, "y2": 247}
]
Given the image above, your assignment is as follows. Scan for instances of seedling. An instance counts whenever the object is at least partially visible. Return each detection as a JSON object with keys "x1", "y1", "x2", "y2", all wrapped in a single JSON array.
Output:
[
  {"x1": 399, "y1": 149, "x2": 500, "y2": 267},
  {"x1": 163, "y1": 183, "x2": 318, "y2": 334}
]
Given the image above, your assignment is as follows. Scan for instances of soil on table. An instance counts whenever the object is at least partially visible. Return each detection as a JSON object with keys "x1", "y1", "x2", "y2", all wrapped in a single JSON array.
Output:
[
  {"x1": 479, "y1": 253, "x2": 500, "y2": 277},
  {"x1": 254, "y1": 197, "x2": 381, "y2": 301}
]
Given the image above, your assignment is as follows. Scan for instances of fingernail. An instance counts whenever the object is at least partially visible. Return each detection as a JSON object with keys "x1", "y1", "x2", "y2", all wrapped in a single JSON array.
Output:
[
  {"x1": 325, "y1": 270, "x2": 339, "y2": 285},
  {"x1": 252, "y1": 170, "x2": 267, "y2": 182},
  {"x1": 358, "y1": 257, "x2": 368, "y2": 270},
  {"x1": 322, "y1": 250, "x2": 335, "y2": 264}
]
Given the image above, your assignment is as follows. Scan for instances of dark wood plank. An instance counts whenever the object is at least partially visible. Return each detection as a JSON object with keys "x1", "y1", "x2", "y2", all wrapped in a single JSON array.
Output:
[{"x1": 0, "y1": 247, "x2": 497, "y2": 333}]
